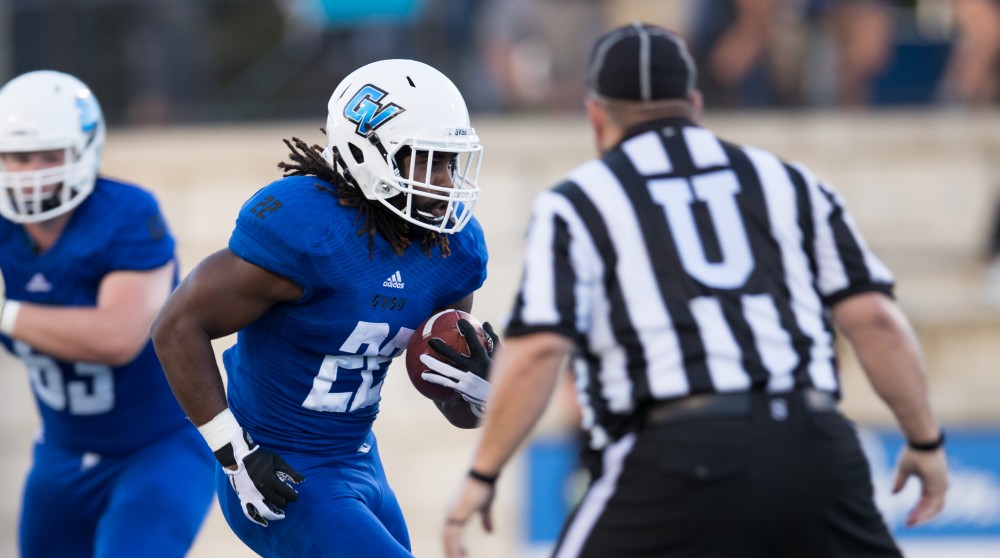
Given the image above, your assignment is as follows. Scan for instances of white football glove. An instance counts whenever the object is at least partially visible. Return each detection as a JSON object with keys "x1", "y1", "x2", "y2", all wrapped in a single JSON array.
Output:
[
  {"x1": 420, "y1": 353, "x2": 492, "y2": 408},
  {"x1": 217, "y1": 429, "x2": 304, "y2": 527},
  {"x1": 421, "y1": 319, "x2": 499, "y2": 418}
]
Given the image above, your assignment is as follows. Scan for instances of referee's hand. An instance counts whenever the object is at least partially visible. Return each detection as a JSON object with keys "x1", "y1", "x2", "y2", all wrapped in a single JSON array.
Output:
[
  {"x1": 442, "y1": 474, "x2": 496, "y2": 558},
  {"x1": 893, "y1": 447, "x2": 948, "y2": 527}
]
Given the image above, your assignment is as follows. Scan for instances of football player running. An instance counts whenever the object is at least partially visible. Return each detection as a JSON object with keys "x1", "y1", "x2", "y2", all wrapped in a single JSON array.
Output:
[
  {"x1": 0, "y1": 71, "x2": 215, "y2": 557},
  {"x1": 152, "y1": 59, "x2": 494, "y2": 557}
]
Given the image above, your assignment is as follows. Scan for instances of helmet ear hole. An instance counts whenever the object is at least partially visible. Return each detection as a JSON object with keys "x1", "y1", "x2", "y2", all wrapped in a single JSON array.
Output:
[{"x1": 348, "y1": 142, "x2": 365, "y2": 165}]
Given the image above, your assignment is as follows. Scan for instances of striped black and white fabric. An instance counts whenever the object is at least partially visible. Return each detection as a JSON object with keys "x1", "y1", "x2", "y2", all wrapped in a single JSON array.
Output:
[{"x1": 504, "y1": 116, "x2": 894, "y2": 448}]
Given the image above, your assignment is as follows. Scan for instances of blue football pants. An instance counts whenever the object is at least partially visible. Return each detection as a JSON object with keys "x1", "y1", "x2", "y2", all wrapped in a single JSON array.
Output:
[
  {"x1": 217, "y1": 431, "x2": 412, "y2": 558},
  {"x1": 18, "y1": 426, "x2": 215, "y2": 558}
]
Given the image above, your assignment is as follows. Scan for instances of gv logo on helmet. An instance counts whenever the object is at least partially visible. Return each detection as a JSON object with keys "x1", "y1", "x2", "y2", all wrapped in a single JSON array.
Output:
[
  {"x1": 343, "y1": 85, "x2": 405, "y2": 137},
  {"x1": 76, "y1": 92, "x2": 100, "y2": 133}
]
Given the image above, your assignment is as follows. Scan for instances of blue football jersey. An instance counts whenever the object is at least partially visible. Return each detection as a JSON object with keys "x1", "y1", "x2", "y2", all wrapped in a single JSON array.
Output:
[
  {"x1": 0, "y1": 178, "x2": 190, "y2": 455},
  {"x1": 224, "y1": 175, "x2": 488, "y2": 454}
]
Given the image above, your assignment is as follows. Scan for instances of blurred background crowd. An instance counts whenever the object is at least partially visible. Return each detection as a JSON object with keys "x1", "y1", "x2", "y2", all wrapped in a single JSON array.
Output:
[{"x1": 1, "y1": 0, "x2": 998, "y2": 125}]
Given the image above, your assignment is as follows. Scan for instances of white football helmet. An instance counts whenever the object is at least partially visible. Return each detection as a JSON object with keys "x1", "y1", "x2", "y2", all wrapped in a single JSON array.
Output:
[
  {"x1": 0, "y1": 70, "x2": 105, "y2": 224},
  {"x1": 323, "y1": 59, "x2": 483, "y2": 234}
]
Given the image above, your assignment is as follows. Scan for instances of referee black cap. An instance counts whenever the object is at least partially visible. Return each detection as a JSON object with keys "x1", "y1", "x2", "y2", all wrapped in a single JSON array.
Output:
[{"x1": 587, "y1": 22, "x2": 697, "y2": 102}]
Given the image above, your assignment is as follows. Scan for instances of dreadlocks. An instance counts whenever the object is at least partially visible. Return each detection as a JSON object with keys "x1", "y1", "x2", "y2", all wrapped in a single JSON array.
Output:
[{"x1": 276, "y1": 132, "x2": 451, "y2": 259}]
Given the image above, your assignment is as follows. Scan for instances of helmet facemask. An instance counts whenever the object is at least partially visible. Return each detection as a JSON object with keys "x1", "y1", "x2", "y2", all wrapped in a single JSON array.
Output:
[
  {"x1": 378, "y1": 142, "x2": 482, "y2": 234},
  {"x1": 0, "y1": 143, "x2": 99, "y2": 224}
]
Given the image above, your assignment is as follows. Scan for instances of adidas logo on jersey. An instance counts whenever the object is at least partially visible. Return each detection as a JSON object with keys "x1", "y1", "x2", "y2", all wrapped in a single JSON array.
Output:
[
  {"x1": 26, "y1": 272, "x2": 52, "y2": 293},
  {"x1": 383, "y1": 271, "x2": 405, "y2": 289}
]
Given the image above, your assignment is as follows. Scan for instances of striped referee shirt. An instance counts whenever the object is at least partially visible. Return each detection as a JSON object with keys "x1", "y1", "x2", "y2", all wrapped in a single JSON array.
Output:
[{"x1": 504, "y1": 117, "x2": 894, "y2": 448}]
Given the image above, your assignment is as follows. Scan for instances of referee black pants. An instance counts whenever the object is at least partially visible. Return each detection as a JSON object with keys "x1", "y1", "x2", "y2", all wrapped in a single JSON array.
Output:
[{"x1": 552, "y1": 390, "x2": 902, "y2": 558}]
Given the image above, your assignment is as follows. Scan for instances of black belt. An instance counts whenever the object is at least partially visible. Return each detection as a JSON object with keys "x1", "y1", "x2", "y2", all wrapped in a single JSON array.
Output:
[{"x1": 645, "y1": 389, "x2": 838, "y2": 425}]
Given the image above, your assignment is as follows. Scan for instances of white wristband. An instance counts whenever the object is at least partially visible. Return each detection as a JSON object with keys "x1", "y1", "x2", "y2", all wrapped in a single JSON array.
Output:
[
  {"x1": 197, "y1": 408, "x2": 242, "y2": 452},
  {"x1": 0, "y1": 300, "x2": 21, "y2": 336}
]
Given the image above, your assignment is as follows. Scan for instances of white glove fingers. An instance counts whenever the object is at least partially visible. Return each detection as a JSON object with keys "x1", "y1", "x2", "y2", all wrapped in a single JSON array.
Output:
[
  {"x1": 420, "y1": 354, "x2": 463, "y2": 378},
  {"x1": 254, "y1": 500, "x2": 286, "y2": 521},
  {"x1": 422, "y1": 372, "x2": 460, "y2": 388},
  {"x1": 242, "y1": 501, "x2": 284, "y2": 526},
  {"x1": 460, "y1": 393, "x2": 487, "y2": 407}
]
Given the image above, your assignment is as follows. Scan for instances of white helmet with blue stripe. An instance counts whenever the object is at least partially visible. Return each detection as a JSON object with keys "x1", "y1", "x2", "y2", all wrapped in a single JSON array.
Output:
[{"x1": 0, "y1": 70, "x2": 105, "y2": 224}]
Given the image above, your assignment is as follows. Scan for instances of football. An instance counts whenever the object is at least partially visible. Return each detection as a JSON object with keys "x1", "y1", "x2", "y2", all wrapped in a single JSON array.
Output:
[{"x1": 405, "y1": 309, "x2": 487, "y2": 401}]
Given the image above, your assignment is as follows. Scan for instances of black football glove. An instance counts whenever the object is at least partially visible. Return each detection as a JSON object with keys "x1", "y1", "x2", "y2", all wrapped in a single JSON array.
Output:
[
  {"x1": 215, "y1": 429, "x2": 305, "y2": 527},
  {"x1": 422, "y1": 320, "x2": 500, "y2": 415}
]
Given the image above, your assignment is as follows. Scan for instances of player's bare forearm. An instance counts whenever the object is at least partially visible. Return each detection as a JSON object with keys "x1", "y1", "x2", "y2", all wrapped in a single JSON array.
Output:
[
  {"x1": 152, "y1": 249, "x2": 303, "y2": 426},
  {"x1": 8, "y1": 263, "x2": 175, "y2": 365},
  {"x1": 151, "y1": 295, "x2": 229, "y2": 426},
  {"x1": 471, "y1": 333, "x2": 572, "y2": 475},
  {"x1": 833, "y1": 292, "x2": 940, "y2": 441},
  {"x1": 834, "y1": 291, "x2": 948, "y2": 526}
]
